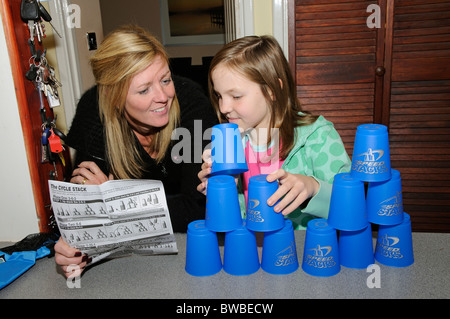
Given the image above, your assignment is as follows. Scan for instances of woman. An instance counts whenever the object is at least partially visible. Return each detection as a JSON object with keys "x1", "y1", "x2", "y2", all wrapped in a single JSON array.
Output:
[{"x1": 55, "y1": 25, "x2": 217, "y2": 278}]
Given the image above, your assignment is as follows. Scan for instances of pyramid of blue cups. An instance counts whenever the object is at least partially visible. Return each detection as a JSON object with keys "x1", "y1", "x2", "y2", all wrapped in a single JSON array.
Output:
[
  {"x1": 185, "y1": 123, "x2": 299, "y2": 277},
  {"x1": 185, "y1": 123, "x2": 414, "y2": 278},
  {"x1": 319, "y1": 123, "x2": 414, "y2": 277}
]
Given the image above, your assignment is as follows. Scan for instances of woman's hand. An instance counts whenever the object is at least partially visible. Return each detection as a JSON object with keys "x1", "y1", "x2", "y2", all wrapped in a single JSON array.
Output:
[
  {"x1": 54, "y1": 238, "x2": 90, "y2": 278},
  {"x1": 266, "y1": 169, "x2": 319, "y2": 216},
  {"x1": 70, "y1": 161, "x2": 114, "y2": 185}
]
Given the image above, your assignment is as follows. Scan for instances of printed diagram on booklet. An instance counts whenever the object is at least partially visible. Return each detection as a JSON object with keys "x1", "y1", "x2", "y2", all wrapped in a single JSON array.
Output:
[{"x1": 48, "y1": 180, "x2": 177, "y2": 260}]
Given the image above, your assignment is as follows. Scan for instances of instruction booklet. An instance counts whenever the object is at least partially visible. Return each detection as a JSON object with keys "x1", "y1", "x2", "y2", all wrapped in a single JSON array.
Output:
[{"x1": 48, "y1": 179, "x2": 178, "y2": 264}]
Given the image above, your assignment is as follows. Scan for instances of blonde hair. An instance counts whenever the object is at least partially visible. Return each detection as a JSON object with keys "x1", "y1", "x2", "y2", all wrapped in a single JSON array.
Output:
[
  {"x1": 208, "y1": 35, "x2": 317, "y2": 159},
  {"x1": 90, "y1": 25, "x2": 180, "y2": 179}
]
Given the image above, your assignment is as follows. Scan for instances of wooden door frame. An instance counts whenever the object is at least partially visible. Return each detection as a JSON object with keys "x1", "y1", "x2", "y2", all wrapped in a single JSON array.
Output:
[
  {"x1": 1, "y1": 0, "x2": 70, "y2": 233},
  {"x1": 0, "y1": 0, "x2": 46, "y2": 230}
]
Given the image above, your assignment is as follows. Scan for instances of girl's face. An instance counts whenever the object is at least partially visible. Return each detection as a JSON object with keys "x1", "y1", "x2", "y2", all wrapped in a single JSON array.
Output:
[
  {"x1": 211, "y1": 64, "x2": 272, "y2": 133},
  {"x1": 124, "y1": 55, "x2": 175, "y2": 135}
]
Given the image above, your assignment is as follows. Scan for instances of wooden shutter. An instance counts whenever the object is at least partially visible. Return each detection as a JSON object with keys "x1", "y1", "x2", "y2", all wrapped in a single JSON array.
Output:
[
  {"x1": 388, "y1": 0, "x2": 450, "y2": 232},
  {"x1": 292, "y1": 0, "x2": 380, "y2": 157}
]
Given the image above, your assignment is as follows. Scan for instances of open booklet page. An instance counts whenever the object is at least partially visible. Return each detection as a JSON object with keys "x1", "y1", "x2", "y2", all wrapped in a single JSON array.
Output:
[{"x1": 48, "y1": 179, "x2": 178, "y2": 265}]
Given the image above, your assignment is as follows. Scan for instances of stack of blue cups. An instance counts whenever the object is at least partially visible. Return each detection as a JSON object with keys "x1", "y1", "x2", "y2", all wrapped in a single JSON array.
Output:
[
  {"x1": 352, "y1": 124, "x2": 413, "y2": 268},
  {"x1": 185, "y1": 123, "x2": 299, "y2": 276},
  {"x1": 323, "y1": 124, "x2": 413, "y2": 275},
  {"x1": 186, "y1": 123, "x2": 250, "y2": 277},
  {"x1": 246, "y1": 175, "x2": 298, "y2": 275}
]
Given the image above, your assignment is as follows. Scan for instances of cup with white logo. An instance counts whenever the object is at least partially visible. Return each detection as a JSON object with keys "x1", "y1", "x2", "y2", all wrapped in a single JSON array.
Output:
[
  {"x1": 351, "y1": 124, "x2": 392, "y2": 182},
  {"x1": 367, "y1": 169, "x2": 404, "y2": 225},
  {"x1": 302, "y1": 219, "x2": 340, "y2": 277},
  {"x1": 261, "y1": 220, "x2": 299, "y2": 275},
  {"x1": 246, "y1": 175, "x2": 285, "y2": 232},
  {"x1": 375, "y1": 213, "x2": 414, "y2": 267}
]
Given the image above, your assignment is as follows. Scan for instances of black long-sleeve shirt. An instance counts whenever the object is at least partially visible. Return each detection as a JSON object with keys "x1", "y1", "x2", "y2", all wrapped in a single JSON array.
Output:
[{"x1": 65, "y1": 75, "x2": 218, "y2": 232}]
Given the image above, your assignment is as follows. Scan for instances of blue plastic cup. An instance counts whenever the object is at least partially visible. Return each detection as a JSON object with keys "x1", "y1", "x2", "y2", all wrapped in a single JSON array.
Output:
[
  {"x1": 351, "y1": 124, "x2": 391, "y2": 182},
  {"x1": 327, "y1": 172, "x2": 368, "y2": 231},
  {"x1": 246, "y1": 175, "x2": 285, "y2": 232},
  {"x1": 205, "y1": 175, "x2": 243, "y2": 232},
  {"x1": 261, "y1": 220, "x2": 299, "y2": 275},
  {"x1": 185, "y1": 220, "x2": 222, "y2": 277},
  {"x1": 375, "y1": 213, "x2": 414, "y2": 267},
  {"x1": 210, "y1": 123, "x2": 248, "y2": 176},
  {"x1": 339, "y1": 224, "x2": 375, "y2": 269},
  {"x1": 223, "y1": 220, "x2": 260, "y2": 276},
  {"x1": 367, "y1": 169, "x2": 404, "y2": 225},
  {"x1": 302, "y1": 219, "x2": 340, "y2": 277}
]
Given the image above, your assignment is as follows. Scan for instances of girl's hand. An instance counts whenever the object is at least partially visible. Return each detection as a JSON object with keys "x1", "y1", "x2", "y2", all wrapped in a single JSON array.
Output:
[
  {"x1": 54, "y1": 238, "x2": 91, "y2": 278},
  {"x1": 70, "y1": 161, "x2": 114, "y2": 185},
  {"x1": 266, "y1": 169, "x2": 319, "y2": 216},
  {"x1": 197, "y1": 149, "x2": 212, "y2": 195},
  {"x1": 197, "y1": 149, "x2": 239, "y2": 195}
]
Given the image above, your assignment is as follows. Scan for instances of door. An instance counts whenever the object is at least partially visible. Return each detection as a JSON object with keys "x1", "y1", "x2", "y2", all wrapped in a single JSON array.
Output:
[
  {"x1": 289, "y1": 0, "x2": 450, "y2": 232},
  {"x1": 387, "y1": 0, "x2": 450, "y2": 232}
]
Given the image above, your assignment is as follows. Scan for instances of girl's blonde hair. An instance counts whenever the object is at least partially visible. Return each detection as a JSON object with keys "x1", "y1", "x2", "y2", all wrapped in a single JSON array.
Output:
[
  {"x1": 208, "y1": 35, "x2": 317, "y2": 160},
  {"x1": 90, "y1": 25, "x2": 180, "y2": 179}
]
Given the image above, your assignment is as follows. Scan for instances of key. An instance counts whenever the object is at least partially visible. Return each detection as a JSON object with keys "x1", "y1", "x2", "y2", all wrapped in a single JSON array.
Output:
[
  {"x1": 40, "y1": 140, "x2": 49, "y2": 163},
  {"x1": 38, "y1": 1, "x2": 62, "y2": 38},
  {"x1": 47, "y1": 89, "x2": 61, "y2": 107},
  {"x1": 34, "y1": 21, "x2": 41, "y2": 42},
  {"x1": 21, "y1": 0, "x2": 40, "y2": 41},
  {"x1": 37, "y1": 20, "x2": 45, "y2": 40},
  {"x1": 40, "y1": 123, "x2": 51, "y2": 163},
  {"x1": 27, "y1": 20, "x2": 35, "y2": 42},
  {"x1": 43, "y1": 82, "x2": 48, "y2": 96},
  {"x1": 47, "y1": 65, "x2": 62, "y2": 87},
  {"x1": 36, "y1": 75, "x2": 45, "y2": 110},
  {"x1": 40, "y1": 20, "x2": 46, "y2": 39},
  {"x1": 58, "y1": 152, "x2": 66, "y2": 167}
]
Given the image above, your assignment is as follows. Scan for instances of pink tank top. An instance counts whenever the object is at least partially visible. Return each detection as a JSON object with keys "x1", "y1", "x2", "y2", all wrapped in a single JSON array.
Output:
[{"x1": 242, "y1": 139, "x2": 285, "y2": 204}]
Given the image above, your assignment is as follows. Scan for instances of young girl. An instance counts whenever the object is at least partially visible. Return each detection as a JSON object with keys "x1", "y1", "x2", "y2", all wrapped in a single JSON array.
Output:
[{"x1": 197, "y1": 35, "x2": 351, "y2": 229}]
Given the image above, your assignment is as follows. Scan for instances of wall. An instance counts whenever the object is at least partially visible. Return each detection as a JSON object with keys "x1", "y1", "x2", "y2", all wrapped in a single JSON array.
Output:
[
  {"x1": 100, "y1": 0, "x2": 224, "y2": 65},
  {"x1": 72, "y1": 0, "x2": 103, "y2": 92},
  {"x1": 253, "y1": 0, "x2": 273, "y2": 36},
  {"x1": 0, "y1": 12, "x2": 39, "y2": 242}
]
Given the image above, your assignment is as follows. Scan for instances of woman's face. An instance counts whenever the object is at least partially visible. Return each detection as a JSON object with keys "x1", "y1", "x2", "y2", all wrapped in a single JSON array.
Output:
[
  {"x1": 124, "y1": 55, "x2": 175, "y2": 135},
  {"x1": 211, "y1": 63, "x2": 271, "y2": 133}
]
